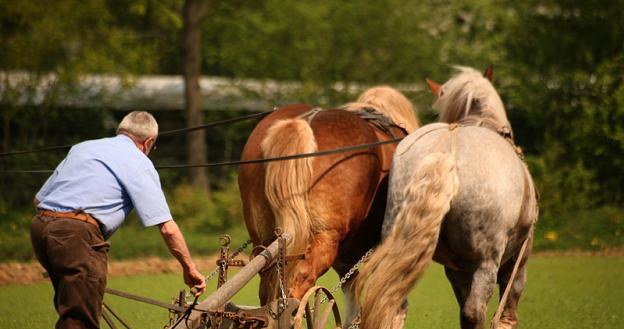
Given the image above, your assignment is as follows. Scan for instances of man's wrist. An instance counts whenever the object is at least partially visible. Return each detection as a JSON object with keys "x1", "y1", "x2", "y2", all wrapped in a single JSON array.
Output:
[{"x1": 182, "y1": 261, "x2": 197, "y2": 271}]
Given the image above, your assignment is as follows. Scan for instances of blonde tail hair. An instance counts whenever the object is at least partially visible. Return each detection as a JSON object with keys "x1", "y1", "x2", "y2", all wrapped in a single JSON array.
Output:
[
  {"x1": 260, "y1": 118, "x2": 317, "y2": 255},
  {"x1": 356, "y1": 152, "x2": 459, "y2": 329}
]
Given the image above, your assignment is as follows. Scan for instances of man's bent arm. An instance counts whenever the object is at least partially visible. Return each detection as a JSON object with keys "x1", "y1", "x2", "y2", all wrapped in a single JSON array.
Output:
[{"x1": 159, "y1": 220, "x2": 206, "y2": 294}]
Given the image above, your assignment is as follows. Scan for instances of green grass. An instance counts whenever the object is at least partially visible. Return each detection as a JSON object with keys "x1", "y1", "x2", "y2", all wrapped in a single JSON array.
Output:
[{"x1": 1, "y1": 255, "x2": 622, "y2": 328}]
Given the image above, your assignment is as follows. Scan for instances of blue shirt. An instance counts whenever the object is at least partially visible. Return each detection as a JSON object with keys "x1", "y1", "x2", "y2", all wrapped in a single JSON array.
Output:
[{"x1": 36, "y1": 135, "x2": 172, "y2": 239}]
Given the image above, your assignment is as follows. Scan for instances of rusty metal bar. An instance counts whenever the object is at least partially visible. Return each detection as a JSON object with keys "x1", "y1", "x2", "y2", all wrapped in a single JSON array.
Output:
[
  {"x1": 102, "y1": 303, "x2": 132, "y2": 329},
  {"x1": 105, "y1": 287, "x2": 187, "y2": 313},
  {"x1": 171, "y1": 233, "x2": 292, "y2": 328}
]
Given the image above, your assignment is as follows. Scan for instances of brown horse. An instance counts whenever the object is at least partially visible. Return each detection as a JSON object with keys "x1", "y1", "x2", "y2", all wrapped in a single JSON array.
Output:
[
  {"x1": 355, "y1": 67, "x2": 538, "y2": 329},
  {"x1": 238, "y1": 86, "x2": 419, "y2": 320}
]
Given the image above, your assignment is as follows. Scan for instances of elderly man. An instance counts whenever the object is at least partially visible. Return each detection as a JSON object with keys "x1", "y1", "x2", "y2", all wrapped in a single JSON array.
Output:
[{"x1": 31, "y1": 111, "x2": 206, "y2": 328}]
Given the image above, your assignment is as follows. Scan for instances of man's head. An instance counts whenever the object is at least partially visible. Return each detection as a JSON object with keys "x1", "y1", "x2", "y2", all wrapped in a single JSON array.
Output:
[{"x1": 117, "y1": 111, "x2": 159, "y2": 155}]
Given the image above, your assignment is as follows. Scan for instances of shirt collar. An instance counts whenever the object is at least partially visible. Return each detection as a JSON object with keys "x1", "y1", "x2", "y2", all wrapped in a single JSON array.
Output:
[{"x1": 117, "y1": 134, "x2": 135, "y2": 145}]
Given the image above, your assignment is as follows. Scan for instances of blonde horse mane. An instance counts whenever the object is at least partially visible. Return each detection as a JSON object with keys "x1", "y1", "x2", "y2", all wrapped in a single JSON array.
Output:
[
  {"x1": 434, "y1": 66, "x2": 511, "y2": 131},
  {"x1": 342, "y1": 86, "x2": 419, "y2": 133}
]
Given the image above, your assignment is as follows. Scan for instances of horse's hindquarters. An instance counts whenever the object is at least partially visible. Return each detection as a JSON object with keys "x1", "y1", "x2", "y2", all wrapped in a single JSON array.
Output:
[{"x1": 438, "y1": 126, "x2": 535, "y2": 268}]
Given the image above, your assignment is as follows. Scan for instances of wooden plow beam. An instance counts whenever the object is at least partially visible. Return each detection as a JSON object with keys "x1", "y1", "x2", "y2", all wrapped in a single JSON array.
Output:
[{"x1": 169, "y1": 233, "x2": 293, "y2": 329}]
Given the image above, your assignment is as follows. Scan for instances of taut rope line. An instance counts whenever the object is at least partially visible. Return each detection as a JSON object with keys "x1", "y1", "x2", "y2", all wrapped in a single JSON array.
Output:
[
  {"x1": 0, "y1": 138, "x2": 403, "y2": 174},
  {"x1": 0, "y1": 110, "x2": 273, "y2": 158}
]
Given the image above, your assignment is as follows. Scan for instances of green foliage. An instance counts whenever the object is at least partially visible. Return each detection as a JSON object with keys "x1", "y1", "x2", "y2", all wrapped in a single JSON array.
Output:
[
  {"x1": 0, "y1": 178, "x2": 249, "y2": 262},
  {"x1": 525, "y1": 153, "x2": 598, "y2": 214},
  {"x1": 534, "y1": 206, "x2": 624, "y2": 251},
  {"x1": 0, "y1": 209, "x2": 33, "y2": 262},
  {"x1": 0, "y1": 0, "x2": 159, "y2": 74},
  {"x1": 167, "y1": 174, "x2": 243, "y2": 233},
  {"x1": 502, "y1": 0, "x2": 624, "y2": 206}
]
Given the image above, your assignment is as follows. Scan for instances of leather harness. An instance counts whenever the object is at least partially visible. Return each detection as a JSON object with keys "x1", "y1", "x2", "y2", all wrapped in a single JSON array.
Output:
[{"x1": 298, "y1": 106, "x2": 408, "y2": 139}]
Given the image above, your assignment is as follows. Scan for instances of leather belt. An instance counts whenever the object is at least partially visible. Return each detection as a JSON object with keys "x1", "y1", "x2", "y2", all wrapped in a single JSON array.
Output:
[{"x1": 38, "y1": 210, "x2": 100, "y2": 230}]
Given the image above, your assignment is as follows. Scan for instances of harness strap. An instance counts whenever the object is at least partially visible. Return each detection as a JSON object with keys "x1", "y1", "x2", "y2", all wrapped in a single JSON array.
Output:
[
  {"x1": 457, "y1": 116, "x2": 524, "y2": 159},
  {"x1": 298, "y1": 106, "x2": 408, "y2": 139},
  {"x1": 448, "y1": 123, "x2": 460, "y2": 156},
  {"x1": 297, "y1": 107, "x2": 325, "y2": 122},
  {"x1": 354, "y1": 107, "x2": 408, "y2": 138}
]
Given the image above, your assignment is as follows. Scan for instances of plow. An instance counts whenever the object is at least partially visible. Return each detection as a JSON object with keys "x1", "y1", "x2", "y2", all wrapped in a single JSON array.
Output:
[{"x1": 103, "y1": 232, "x2": 343, "y2": 329}]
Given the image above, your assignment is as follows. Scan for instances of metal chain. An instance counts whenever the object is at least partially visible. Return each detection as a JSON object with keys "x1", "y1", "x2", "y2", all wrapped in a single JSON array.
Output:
[
  {"x1": 278, "y1": 235, "x2": 288, "y2": 304},
  {"x1": 347, "y1": 314, "x2": 362, "y2": 329},
  {"x1": 320, "y1": 248, "x2": 374, "y2": 304},
  {"x1": 217, "y1": 241, "x2": 229, "y2": 288},
  {"x1": 202, "y1": 310, "x2": 265, "y2": 329},
  {"x1": 203, "y1": 239, "x2": 252, "y2": 284},
  {"x1": 268, "y1": 234, "x2": 289, "y2": 319}
]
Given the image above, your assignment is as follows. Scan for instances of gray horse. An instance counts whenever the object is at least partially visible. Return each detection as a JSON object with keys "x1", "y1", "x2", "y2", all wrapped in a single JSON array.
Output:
[{"x1": 355, "y1": 67, "x2": 539, "y2": 329}]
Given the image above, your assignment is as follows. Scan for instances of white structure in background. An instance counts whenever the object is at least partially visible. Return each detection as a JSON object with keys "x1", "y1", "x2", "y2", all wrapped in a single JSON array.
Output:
[{"x1": 1, "y1": 72, "x2": 422, "y2": 111}]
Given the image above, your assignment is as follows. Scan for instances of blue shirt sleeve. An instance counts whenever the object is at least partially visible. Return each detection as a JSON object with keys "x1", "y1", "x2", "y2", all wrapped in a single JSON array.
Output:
[{"x1": 123, "y1": 166, "x2": 173, "y2": 227}]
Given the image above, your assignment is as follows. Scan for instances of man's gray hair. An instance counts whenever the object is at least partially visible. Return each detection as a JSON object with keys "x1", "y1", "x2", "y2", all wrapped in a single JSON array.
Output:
[{"x1": 116, "y1": 111, "x2": 159, "y2": 141}]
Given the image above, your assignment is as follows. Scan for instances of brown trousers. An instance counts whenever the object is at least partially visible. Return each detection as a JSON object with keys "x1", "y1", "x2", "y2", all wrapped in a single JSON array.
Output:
[{"x1": 31, "y1": 215, "x2": 110, "y2": 329}]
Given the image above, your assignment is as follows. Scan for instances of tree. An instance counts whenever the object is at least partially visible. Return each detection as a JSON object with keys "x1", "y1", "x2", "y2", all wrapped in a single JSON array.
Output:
[
  {"x1": 182, "y1": 0, "x2": 210, "y2": 193},
  {"x1": 0, "y1": 0, "x2": 167, "y2": 208},
  {"x1": 502, "y1": 0, "x2": 624, "y2": 208}
]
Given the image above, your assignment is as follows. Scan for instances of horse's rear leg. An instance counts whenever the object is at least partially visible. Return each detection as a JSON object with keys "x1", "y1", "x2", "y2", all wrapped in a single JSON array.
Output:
[
  {"x1": 445, "y1": 262, "x2": 498, "y2": 329},
  {"x1": 494, "y1": 236, "x2": 533, "y2": 329}
]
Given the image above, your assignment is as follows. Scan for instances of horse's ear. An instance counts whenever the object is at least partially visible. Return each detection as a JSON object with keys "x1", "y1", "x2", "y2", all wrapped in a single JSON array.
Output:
[
  {"x1": 426, "y1": 79, "x2": 442, "y2": 97},
  {"x1": 484, "y1": 66, "x2": 494, "y2": 81}
]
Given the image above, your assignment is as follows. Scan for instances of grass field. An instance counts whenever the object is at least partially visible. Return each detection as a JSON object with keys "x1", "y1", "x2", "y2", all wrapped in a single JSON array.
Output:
[{"x1": 1, "y1": 255, "x2": 622, "y2": 328}]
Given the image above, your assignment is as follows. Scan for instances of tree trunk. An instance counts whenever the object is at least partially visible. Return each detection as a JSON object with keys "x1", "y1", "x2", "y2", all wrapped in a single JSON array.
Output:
[{"x1": 182, "y1": 0, "x2": 209, "y2": 193}]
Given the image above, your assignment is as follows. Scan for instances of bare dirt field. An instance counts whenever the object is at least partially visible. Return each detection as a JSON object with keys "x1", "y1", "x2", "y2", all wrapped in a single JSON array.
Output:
[{"x1": 0, "y1": 255, "x2": 222, "y2": 285}]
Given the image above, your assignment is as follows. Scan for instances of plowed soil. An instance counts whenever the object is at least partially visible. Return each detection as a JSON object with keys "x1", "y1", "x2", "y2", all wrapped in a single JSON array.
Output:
[{"x1": 0, "y1": 255, "x2": 223, "y2": 285}]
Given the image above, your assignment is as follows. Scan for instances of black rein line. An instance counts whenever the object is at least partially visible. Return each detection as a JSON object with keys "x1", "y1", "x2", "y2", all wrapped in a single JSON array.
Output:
[
  {"x1": 156, "y1": 137, "x2": 403, "y2": 169},
  {"x1": 2, "y1": 138, "x2": 404, "y2": 174},
  {"x1": 0, "y1": 110, "x2": 274, "y2": 158}
]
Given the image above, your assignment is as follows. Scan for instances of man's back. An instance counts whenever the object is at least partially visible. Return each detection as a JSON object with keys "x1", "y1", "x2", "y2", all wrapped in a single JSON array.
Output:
[{"x1": 36, "y1": 134, "x2": 171, "y2": 239}]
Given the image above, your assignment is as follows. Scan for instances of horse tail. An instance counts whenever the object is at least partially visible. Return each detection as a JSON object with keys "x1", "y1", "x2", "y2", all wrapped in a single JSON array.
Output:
[
  {"x1": 260, "y1": 118, "x2": 317, "y2": 255},
  {"x1": 356, "y1": 152, "x2": 459, "y2": 329}
]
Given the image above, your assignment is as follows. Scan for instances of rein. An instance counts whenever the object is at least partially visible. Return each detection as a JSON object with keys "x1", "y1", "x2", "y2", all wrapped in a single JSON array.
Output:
[
  {"x1": 2, "y1": 107, "x2": 404, "y2": 173},
  {"x1": 0, "y1": 110, "x2": 274, "y2": 158},
  {"x1": 155, "y1": 138, "x2": 403, "y2": 169},
  {"x1": 1, "y1": 128, "x2": 403, "y2": 174},
  {"x1": 490, "y1": 232, "x2": 532, "y2": 328}
]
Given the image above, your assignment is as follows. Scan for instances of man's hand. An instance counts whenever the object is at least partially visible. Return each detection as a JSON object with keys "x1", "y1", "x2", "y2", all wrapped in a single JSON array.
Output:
[{"x1": 184, "y1": 265, "x2": 206, "y2": 296}]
